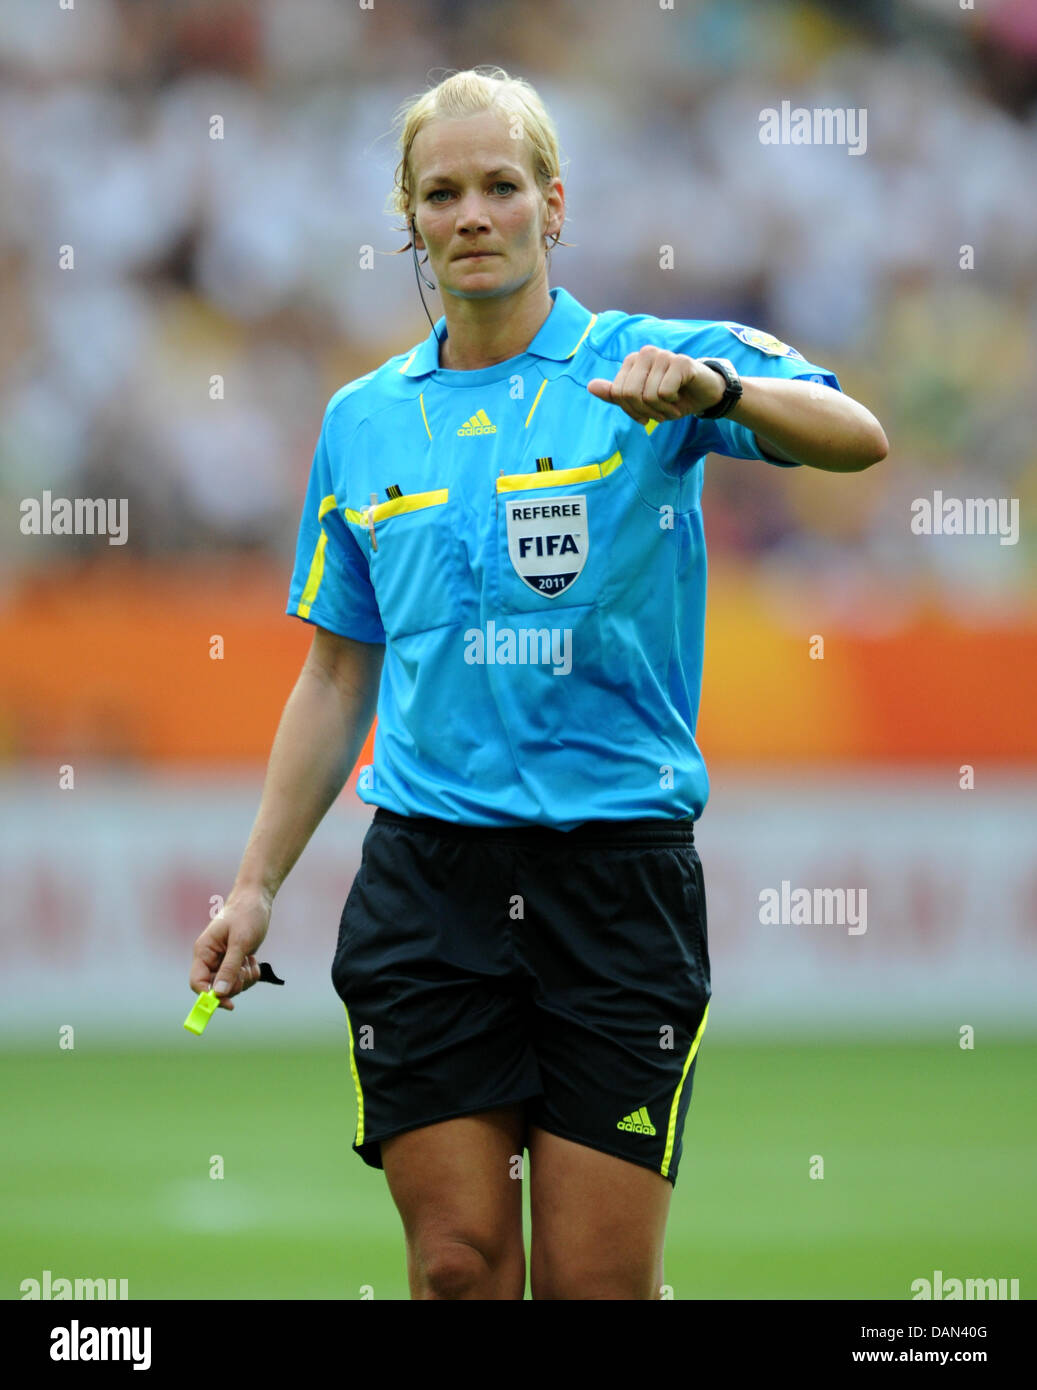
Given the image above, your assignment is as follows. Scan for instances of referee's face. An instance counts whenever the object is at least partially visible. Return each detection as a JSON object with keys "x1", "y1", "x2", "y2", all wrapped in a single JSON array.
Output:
[{"x1": 410, "y1": 111, "x2": 563, "y2": 304}]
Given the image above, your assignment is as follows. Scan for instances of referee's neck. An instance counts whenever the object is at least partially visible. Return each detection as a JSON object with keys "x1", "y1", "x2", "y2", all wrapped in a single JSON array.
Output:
[{"x1": 438, "y1": 279, "x2": 554, "y2": 371}]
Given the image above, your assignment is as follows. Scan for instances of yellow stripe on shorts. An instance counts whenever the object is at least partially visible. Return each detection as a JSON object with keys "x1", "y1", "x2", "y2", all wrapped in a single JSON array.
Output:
[
  {"x1": 660, "y1": 1000, "x2": 710, "y2": 1179},
  {"x1": 343, "y1": 1002, "x2": 365, "y2": 1145}
]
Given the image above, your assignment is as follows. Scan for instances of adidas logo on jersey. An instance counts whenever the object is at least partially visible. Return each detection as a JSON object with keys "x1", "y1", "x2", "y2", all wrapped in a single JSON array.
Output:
[
  {"x1": 617, "y1": 1106, "x2": 656, "y2": 1136},
  {"x1": 457, "y1": 409, "x2": 496, "y2": 436}
]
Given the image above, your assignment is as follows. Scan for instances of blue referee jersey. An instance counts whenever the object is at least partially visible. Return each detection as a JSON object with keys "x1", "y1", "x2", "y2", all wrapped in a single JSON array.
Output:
[{"x1": 287, "y1": 286, "x2": 841, "y2": 828}]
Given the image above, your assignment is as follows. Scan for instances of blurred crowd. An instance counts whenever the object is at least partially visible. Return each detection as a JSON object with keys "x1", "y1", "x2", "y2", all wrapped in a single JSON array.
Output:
[{"x1": 1, "y1": 0, "x2": 1034, "y2": 611}]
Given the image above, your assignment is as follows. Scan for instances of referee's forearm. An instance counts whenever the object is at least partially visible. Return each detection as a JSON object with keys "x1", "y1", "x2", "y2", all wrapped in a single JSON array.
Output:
[
  {"x1": 728, "y1": 377, "x2": 888, "y2": 471},
  {"x1": 231, "y1": 664, "x2": 377, "y2": 903}
]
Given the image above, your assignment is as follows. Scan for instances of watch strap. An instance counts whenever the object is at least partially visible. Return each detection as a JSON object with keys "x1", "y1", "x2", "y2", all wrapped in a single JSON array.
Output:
[{"x1": 697, "y1": 358, "x2": 743, "y2": 419}]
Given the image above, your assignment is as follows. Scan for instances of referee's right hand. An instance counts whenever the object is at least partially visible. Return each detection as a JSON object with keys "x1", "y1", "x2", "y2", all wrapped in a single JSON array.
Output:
[{"x1": 190, "y1": 888, "x2": 272, "y2": 1012}]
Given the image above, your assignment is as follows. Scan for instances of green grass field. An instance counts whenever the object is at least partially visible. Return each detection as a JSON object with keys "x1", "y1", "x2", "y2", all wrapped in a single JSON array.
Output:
[{"x1": 3, "y1": 1038, "x2": 1034, "y2": 1300}]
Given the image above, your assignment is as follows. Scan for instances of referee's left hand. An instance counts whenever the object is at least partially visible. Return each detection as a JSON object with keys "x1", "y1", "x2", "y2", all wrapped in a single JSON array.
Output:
[
  {"x1": 587, "y1": 346, "x2": 725, "y2": 425},
  {"x1": 190, "y1": 888, "x2": 271, "y2": 1011}
]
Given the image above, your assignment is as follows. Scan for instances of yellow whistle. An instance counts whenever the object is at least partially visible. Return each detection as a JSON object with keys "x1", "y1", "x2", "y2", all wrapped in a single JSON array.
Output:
[{"x1": 183, "y1": 990, "x2": 220, "y2": 1035}]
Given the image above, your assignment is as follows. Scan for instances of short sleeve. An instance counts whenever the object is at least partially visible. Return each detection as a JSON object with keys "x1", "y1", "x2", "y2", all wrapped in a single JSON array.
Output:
[
  {"x1": 657, "y1": 321, "x2": 843, "y2": 470},
  {"x1": 286, "y1": 408, "x2": 386, "y2": 643}
]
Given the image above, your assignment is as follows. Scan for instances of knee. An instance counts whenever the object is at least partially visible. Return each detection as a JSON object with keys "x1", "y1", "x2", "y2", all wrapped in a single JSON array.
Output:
[
  {"x1": 532, "y1": 1257, "x2": 661, "y2": 1301},
  {"x1": 414, "y1": 1237, "x2": 498, "y2": 1300}
]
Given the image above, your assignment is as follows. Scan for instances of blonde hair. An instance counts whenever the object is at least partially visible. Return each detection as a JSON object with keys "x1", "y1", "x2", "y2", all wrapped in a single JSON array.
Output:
[{"x1": 385, "y1": 65, "x2": 573, "y2": 263}]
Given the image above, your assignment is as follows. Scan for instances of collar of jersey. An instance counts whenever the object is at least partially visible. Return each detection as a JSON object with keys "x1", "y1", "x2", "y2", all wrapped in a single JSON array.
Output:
[{"x1": 398, "y1": 285, "x2": 594, "y2": 386}]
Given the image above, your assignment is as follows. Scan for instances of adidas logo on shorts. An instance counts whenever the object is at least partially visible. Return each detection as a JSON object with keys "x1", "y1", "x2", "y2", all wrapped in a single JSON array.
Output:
[{"x1": 617, "y1": 1105, "x2": 656, "y2": 1136}]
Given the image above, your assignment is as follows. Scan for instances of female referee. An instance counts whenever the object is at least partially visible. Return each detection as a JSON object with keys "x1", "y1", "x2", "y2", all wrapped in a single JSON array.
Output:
[{"x1": 189, "y1": 66, "x2": 887, "y2": 1300}]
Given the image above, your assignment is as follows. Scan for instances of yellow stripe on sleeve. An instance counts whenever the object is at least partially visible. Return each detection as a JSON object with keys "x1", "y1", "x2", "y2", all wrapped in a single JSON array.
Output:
[{"x1": 296, "y1": 494, "x2": 338, "y2": 620}]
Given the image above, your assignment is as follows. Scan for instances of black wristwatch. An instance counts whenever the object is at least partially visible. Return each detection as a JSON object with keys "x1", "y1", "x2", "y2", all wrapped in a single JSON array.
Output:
[{"x1": 697, "y1": 358, "x2": 743, "y2": 418}]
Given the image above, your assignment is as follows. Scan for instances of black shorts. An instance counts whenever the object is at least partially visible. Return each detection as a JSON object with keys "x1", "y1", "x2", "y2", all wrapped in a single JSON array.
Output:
[{"x1": 331, "y1": 808, "x2": 711, "y2": 1187}]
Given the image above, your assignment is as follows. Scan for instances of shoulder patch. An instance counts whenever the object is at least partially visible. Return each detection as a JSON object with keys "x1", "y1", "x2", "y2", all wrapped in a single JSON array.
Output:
[{"x1": 723, "y1": 323, "x2": 803, "y2": 359}]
